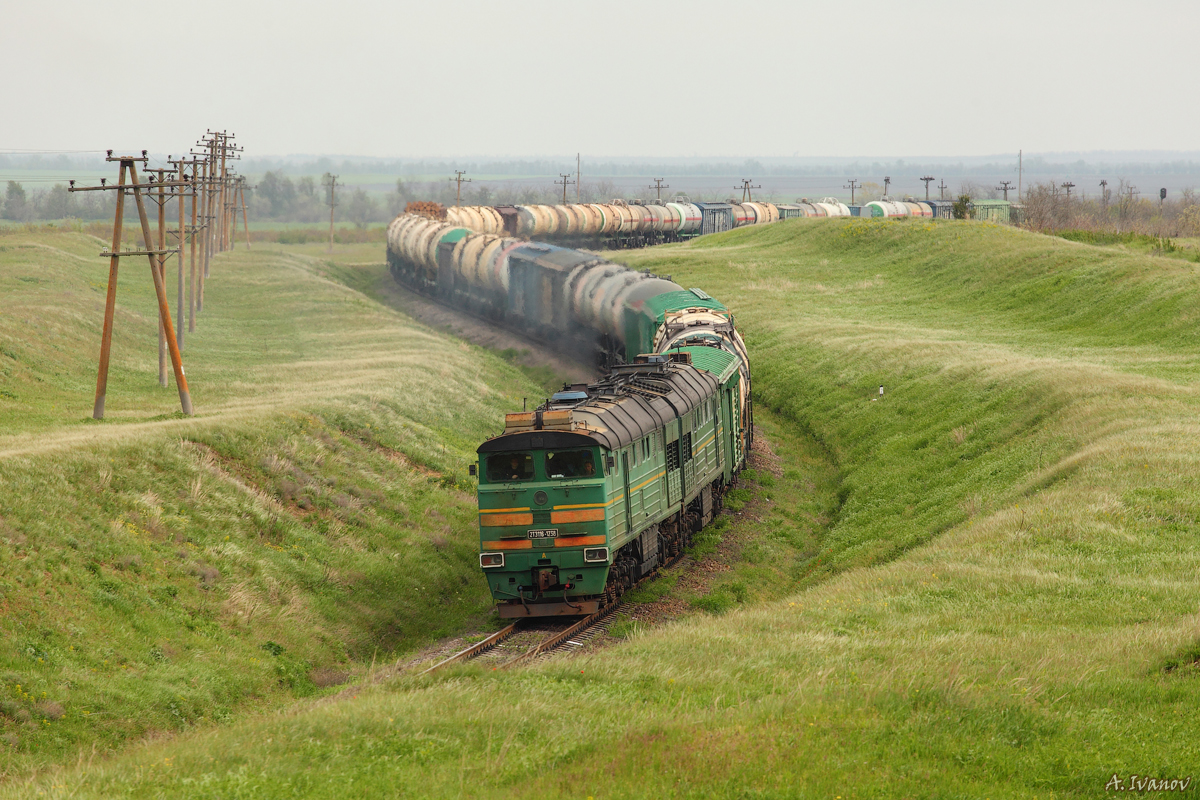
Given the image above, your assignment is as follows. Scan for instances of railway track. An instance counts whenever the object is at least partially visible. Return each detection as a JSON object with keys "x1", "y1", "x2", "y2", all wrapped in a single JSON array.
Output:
[{"x1": 422, "y1": 549, "x2": 689, "y2": 676}]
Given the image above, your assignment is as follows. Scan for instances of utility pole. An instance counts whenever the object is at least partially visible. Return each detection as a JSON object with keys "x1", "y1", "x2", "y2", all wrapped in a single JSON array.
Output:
[
  {"x1": 1100, "y1": 179, "x2": 1109, "y2": 210},
  {"x1": 188, "y1": 158, "x2": 199, "y2": 331},
  {"x1": 920, "y1": 176, "x2": 935, "y2": 201},
  {"x1": 883, "y1": 176, "x2": 891, "y2": 198},
  {"x1": 145, "y1": 164, "x2": 175, "y2": 388},
  {"x1": 997, "y1": 181, "x2": 1015, "y2": 201},
  {"x1": 1061, "y1": 181, "x2": 1075, "y2": 201},
  {"x1": 449, "y1": 170, "x2": 471, "y2": 207},
  {"x1": 648, "y1": 178, "x2": 670, "y2": 201},
  {"x1": 69, "y1": 151, "x2": 192, "y2": 418},
  {"x1": 1018, "y1": 150, "x2": 1023, "y2": 201},
  {"x1": 938, "y1": 179, "x2": 948, "y2": 200},
  {"x1": 735, "y1": 179, "x2": 761, "y2": 203},
  {"x1": 844, "y1": 178, "x2": 859, "y2": 205},
  {"x1": 556, "y1": 173, "x2": 575, "y2": 204},
  {"x1": 323, "y1": 173, "x2": 338, "y2": 251},
  {"x1": 576, "y1": 153, "x2": 581, "y2": 202},
  {"x1": 238, "y1": 177, "x2": 251, "y2": 249},
  {"x1": 1160, "y1": 187, "x2": 1167, "y2": 211},
  {"x1": 215, "y1": 132, "x2": 229, "y2": 252},
  {"x1": 169, "y1": 155, "x2": 197, "y2": 348}
]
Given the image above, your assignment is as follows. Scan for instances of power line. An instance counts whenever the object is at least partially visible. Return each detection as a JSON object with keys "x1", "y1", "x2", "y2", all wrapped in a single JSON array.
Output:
[{"x1": 0, "y1": 148, "x2": 107, "y2": 154}]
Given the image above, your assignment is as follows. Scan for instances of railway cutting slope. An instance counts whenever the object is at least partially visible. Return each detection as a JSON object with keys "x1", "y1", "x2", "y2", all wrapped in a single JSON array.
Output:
[
  {"x1": 0, "y1": 234, "x2": 549, "y2": 778},
  {"x1": 12, "y1": 219, "x2": 1200, "y2": 798}
]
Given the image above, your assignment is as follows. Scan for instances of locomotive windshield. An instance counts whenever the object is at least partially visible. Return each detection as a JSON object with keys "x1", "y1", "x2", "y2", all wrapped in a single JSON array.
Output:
[
  {"x1": 545, "y1": 449, "x2": 596, "y2": 480},
  {"x1": 485, "y1": 452, "x2": 534, "y2": 483}
]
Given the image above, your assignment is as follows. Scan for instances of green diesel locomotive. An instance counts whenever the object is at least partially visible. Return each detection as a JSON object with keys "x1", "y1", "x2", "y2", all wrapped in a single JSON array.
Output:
[{"x1": 475, "y1": 346, "x2": 746, "y2": 617}]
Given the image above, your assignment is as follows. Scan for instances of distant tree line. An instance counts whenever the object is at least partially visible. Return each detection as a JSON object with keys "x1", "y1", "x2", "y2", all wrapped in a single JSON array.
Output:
[
  {"x1": 1019, "y1": 181, "x2": 1200, "y2": 237},
  {"x1": 2, "y1": 181, "x2": 115, "y2": 222}
]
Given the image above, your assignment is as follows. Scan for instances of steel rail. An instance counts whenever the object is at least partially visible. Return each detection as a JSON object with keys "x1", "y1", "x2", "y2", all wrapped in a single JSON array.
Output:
[
  {"x1": 421, "y1": 622, "x2": 519, "y2": 675},
  {"x1": 501, "y1": 547, "x2": 690, "y2": 669},
  {"x1": 500, "y1": 603, "x2": 621, "y2": 669}
]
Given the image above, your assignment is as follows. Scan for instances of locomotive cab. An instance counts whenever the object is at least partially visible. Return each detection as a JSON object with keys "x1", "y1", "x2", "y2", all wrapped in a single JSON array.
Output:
[{"x1": 477, "y1": 437, "x2": 612, "y2": 618}]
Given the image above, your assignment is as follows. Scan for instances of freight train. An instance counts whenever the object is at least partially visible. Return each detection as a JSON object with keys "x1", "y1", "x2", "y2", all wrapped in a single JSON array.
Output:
[
  {"x1": 412, "y1": 193, "x2": 1016, "y2": 250},
  {"x1": 429, "y1": 196, "x2": 851, "y2": 248},
  {"x1": 385, "y1": 210, "x2": 753, "y2": 616}
]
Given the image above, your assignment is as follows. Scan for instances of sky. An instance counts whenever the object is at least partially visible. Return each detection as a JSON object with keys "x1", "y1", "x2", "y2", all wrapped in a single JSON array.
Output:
[{"x1": 3, "y1": 0, "x2": 1196, "y2": 160}]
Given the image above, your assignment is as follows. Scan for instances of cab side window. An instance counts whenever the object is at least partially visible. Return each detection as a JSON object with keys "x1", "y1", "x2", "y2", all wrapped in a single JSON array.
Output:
[{"x1": 486, "y1": 452, "x2": 534, "y2": 482}]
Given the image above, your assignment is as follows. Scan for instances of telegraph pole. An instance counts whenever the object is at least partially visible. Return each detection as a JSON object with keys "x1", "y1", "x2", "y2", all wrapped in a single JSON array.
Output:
[
  {"x1": 938, "y1": 179, "x2": 948, "y2": 200},
  {"x1": 449, "y1": 170, "x2": 471, "y2": 206},
  {"x1": 323, "y1": 173, "x2": 338, "y2": 251},
  {"x1": 169, "y1": 155, "x2": 197, "y2": 348},
  {"x1": 735, "y1": 179, "x2": 761, "y2": 203},
  {"x1": 1061, "y1": 181, "x2": 1075, "y2": 200},
  {"x1": 556, "y1": 173, "x2": 575, "y2": 204},
  {"x1": 648, "y1": 178, "x2": 670, "y2": 201},
  {"x1": 1100, "y1": 179, "x2": 1109, "y2": 209},
  {"x1": 920, "y1": 176, "x2": 935, "y2": 201},
  {"x1": 145, "y1": 164, "x2": 175, "y2": 387},
  {"x1": 238, "y1": 177, "x2": 251, "y2": 249},
  {"x1": 576, "y1": 153, "x2": 581, "y2": 202},
  {"x1": 883, "y1": 176, "x2": 891, "y2": 198},
  {"x1": 70, "y1": 151, "x2": 192, "y2": 418},
  {"x1": 844, "y1": 179, "x2": 859, "y2": 205},
  {"x1": 997, "y1": 181, "x2": 1015, "y2": 201}
]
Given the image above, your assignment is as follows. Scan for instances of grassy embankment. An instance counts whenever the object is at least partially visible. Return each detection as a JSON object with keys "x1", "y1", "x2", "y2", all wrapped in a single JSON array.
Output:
[
  {"x1": 15, "y1": 217, "x2": 1200, "y2": 799},
  {"x1": 11, "y1": 218, "x2": 1200, "y2": 797},
  {"x1": 0, "y1": 233, "x2": 557, "y2": 776}
]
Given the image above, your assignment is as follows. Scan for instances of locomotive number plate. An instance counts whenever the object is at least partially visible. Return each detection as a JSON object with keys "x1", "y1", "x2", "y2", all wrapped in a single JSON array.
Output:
[{"x1": 527, "y1": 528, "x2": 559, "y2": 539}]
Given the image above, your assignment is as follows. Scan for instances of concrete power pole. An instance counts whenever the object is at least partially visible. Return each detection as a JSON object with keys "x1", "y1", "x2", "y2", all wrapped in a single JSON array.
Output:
[
  {"x1": 997, "y1": 181, "x2": 1015, "y2": 201},
  {"x1": 648, "y1": 178, "x2": 670, "y2": 201},
  {"x1": 556, "y1": 173, "x2": 575, "y2": 204},
  {"x1": 844, "y1": 179, "x2": 859, "y2": 205},
  {"x1": 920, "y1": 176, "x2": 935, "y2": 201},
  {"x1": 324, "y1": 173, "x2": 338, "y2": 251},
  {"x1": 450, "y1": 170, "x2": 471, "y2": 206},
  {"x1": 736, "y1": 179, "x2": 761, "y2": 203}
]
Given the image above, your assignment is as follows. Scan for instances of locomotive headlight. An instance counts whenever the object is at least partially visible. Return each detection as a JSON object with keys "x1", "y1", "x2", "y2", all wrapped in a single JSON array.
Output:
[
  {"x1": 480, "y1": 552, "x2": 504, "y2": 568},
  {"x1": 583, "y1": 547, "x2": 609, "y2": 563}
]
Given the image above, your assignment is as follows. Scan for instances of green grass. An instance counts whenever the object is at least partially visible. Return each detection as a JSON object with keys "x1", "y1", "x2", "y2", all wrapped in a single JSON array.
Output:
[
  {"x1": 0, "y1": 233, "x2": 551, "y2": 776},
  {"x1": 10, "y1": 218, "x2": 1200, "y2": 797}
]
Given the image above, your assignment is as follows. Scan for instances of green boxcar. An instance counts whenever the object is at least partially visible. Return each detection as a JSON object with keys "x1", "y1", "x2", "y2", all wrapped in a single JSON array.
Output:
[
  {"x1": 476, "y1": 348, "x2": 745, "y2": 618},
  {"x1": 969, "y1": 199, "x2": 1012, "y2": 223}
]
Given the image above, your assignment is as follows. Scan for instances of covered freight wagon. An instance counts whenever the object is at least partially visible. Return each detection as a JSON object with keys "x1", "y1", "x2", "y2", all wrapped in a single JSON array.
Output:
[{"x1": 694, "y1": 202, "x2": 733, "y2": 235}]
